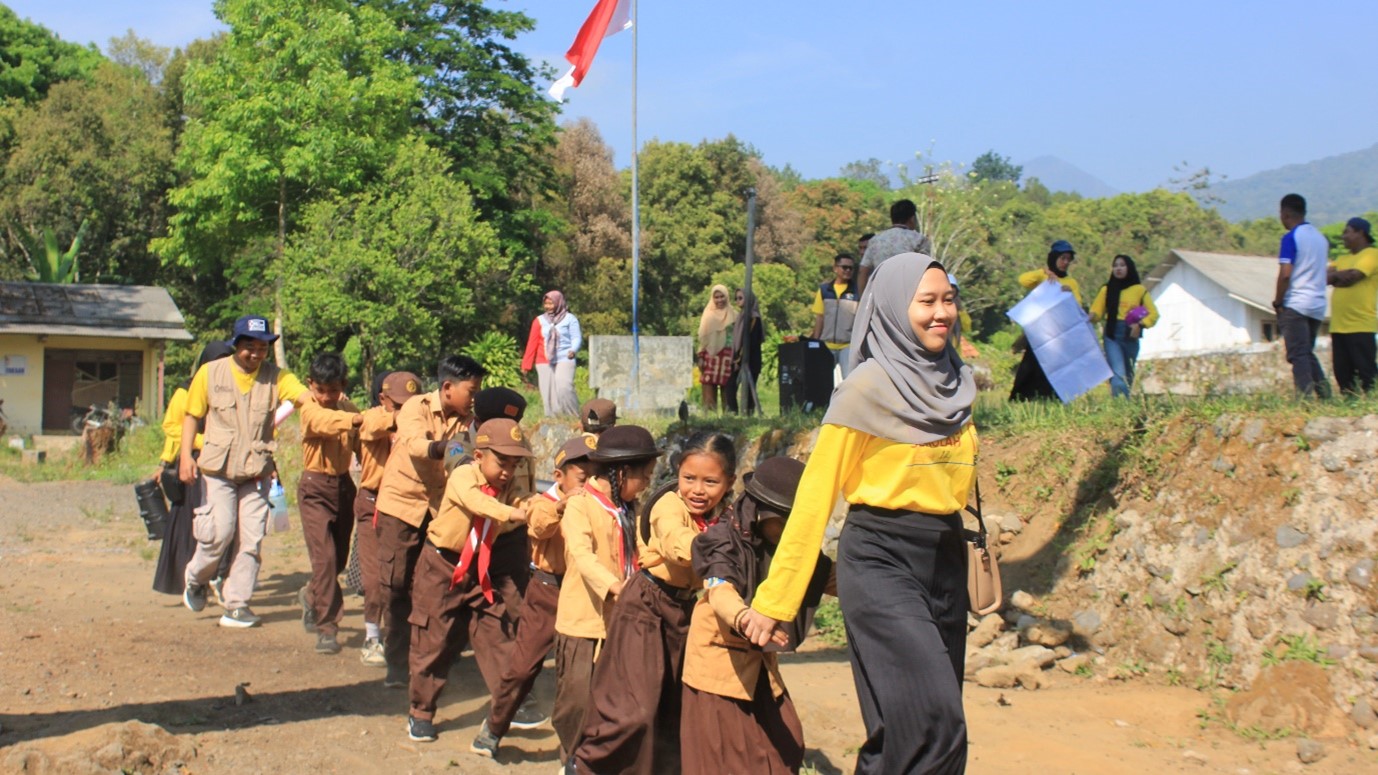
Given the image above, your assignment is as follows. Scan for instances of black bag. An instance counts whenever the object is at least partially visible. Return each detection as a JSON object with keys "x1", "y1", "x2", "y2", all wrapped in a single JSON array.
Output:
[
  {"x1": 134, "y1": 479, "x2": 170, "y2": 540},
  {"x1": 159, "y1": 463, "x2": 187, "y2": 506}
]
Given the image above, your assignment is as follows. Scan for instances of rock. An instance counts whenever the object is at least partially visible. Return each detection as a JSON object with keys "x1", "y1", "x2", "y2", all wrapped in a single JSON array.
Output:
[
  {"x1": 1010, "y1": 589, "x2": 1037, "y2": 611},
  {"x1": 1072, "y1": 610, "x2": 1102, "y2": 638},
  {"x1": 1277, "y1": 526, "x2": 1308, "y2": 549},
  {"x1": 998, "y1": 513, "x2": 1023, "y2": 534},
  {"x1": 1240, "y1": 419, "x2": 1266, "y2": 444},
  {"x1": 1319, "y1": 453, "x2": 1345, "y2": 473},
  {"x1": 1007, "y1": 645, "x2": 1057, "y2": 669},
  {"x1": 1225, "y1": 662, "x2": 1337, "y2": 735},
  {"x1": 1211, "y1": 455, "x2": 1235, "y2": 473},
  {"x1": 1360, "y1": 645, "x2": 1378, "y2": 663},
  {"x1": 1147, "y1": 564, "x2": 1173, "y2": 581},
  {"x1": 1287, "y1": 572, "x2": 1315, "y2": 592},
  {"x1": 1325, "y1": 645, "x2": 1350, "y2": 660},
  {"x1": 1301, "y1": 418, "x2": 1343, "y2": 444},
  {"x1": 968, "y1": 615, "x2": 1004, "y2": 648},
  {"x1": 1053, "y1": 645, "x2": 1072, "y2": 659},
  {"x1": 1295, "y1": 739, "x2": 1326, "y2": 764},
  {"x1": 1057, "y1": 654, "x2": 1090, "y2": 674},
  {"x1": 1162, "y1": 615, "x2": 1192, "y2": 636},
  {"x1": 1300, "y1": 603, "x2": 1340, "y2": 631},
  {"x1": 1025, "y1": 621, "x2": 1072, "y2": 648},
  {"x1": 1182, "y1": 749, "x2": 1208, "y2": 766},
  {"x1": 1348, "y1": 559, "x2": 1374, "y2": 590},
  {"x1": 974, "y1": 664, "x2": 1043, "y2": 690},
  {"x1": 1351, "y1": 699, "x2": 1378, "y2": 729},
  {"x1": 1368, "y1": 734, "x2": 1378, "y2": 751},
  {"x1": 1117, "y1": 509, "x2": 1140, "y2": 530},
  {"x1": 964, "y1": 652, "x2": 996, "y2": 678},
  {"x1": 1014, "y1": 613, "x2": 1039, "y2": 631}
]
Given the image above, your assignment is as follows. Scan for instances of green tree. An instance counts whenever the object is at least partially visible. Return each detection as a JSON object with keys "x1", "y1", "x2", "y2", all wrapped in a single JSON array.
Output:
[
  {"x1": 155, "y1": 0, "x2": 418, "y2": 349},
  {"x1": 279, "y1": 139, "x2": 520, "y2": 387},
  {"x1": 970, "y1": 150, "x2": 1022, "y2": 184},
  {"x1": 839, "y1": 158, "x2": 892, "y2": 190},
  {"x1": 0, "y1": 6, "x2": 101, "y2": 103}
]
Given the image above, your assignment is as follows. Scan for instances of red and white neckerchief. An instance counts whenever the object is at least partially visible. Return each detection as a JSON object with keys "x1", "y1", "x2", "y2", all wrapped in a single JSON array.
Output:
[
  {"x1": 449, "y1": 483, "x2": 501, "y2": 602},
  {"x1": 584, "y1": 485, "x2": 638, "y2": 577},
  {"x1": 541, "y1": 483, "x2": 561, "y2": 503}
]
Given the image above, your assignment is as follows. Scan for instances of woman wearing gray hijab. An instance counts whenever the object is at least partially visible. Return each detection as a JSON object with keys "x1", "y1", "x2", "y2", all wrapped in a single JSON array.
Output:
[{"x1": 738, "y1": 253, "x2": 978, "y2": 774}]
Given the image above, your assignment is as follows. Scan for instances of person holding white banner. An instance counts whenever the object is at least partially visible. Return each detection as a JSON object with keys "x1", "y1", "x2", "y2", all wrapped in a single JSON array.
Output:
[{"x1": 1010, "y1": 240, "x2": 1082, "y2": 401}]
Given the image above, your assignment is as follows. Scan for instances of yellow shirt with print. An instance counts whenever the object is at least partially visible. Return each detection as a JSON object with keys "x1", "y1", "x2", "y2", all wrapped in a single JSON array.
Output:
[
  {"x1": 1088, "y1": 284, "x2": 1160, "y2": 329},
  {"x1": 810, "y1": 283, "x2": 853, "y2": 351},
  {"x1": 1018, "y1": 269, "x2": 1082, "y2": 305},
  {"x1": 184, "y1": 359, "x2": 308, "y2": 418},
  {"x1": 752, "y1": 421, "x2": 977, "y2": 622},
  {"x1": 1328, "y1": 247, "x2": 1378, "y2": 334}
]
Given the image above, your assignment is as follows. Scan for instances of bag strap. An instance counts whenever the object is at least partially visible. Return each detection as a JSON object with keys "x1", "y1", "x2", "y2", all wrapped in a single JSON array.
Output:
[{"x1": 963, "y1": 478, "x2": 988, "y2": 550}]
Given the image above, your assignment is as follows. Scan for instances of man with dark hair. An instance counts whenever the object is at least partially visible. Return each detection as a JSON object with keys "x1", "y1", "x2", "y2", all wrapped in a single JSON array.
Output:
[
  {"x1": 1327, "y1": 217, "x2": 1378, "y2": 393},
  {"x1": 810, "y1": 253, "x2": 861, "y2": 377},
  {"x1": 1272, "y1": 193, "x2": 1332, "y2": 397},
  {"x1": 858, "y1": 199, "x2": 931, "y2": 295}
]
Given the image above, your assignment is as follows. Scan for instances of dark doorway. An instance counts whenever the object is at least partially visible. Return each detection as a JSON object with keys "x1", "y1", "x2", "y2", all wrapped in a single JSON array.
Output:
[{"x1": 41, "y1": 349, "x2": 143, "y2": 431}]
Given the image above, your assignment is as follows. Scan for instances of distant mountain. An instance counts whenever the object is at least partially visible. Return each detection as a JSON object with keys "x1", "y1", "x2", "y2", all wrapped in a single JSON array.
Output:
[
  {"x1": 1208, "y1": 144, "x2": 1378, "y2": 224},
  {"x1": 1019, "y1": 155, "x2": 1119, "y2": 199}
]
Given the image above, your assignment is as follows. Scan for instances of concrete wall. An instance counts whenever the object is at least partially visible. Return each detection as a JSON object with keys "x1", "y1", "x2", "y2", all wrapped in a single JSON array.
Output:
[
  {"x1": 0, "y1": 334, "x2": 164, "y2": 435},
  {"x1": 1136, "y1": 339, "x2": 1332, "y2": 396},
  {"x1": 1140, "y1": 263, "x2": 1263, "y2": 359}
]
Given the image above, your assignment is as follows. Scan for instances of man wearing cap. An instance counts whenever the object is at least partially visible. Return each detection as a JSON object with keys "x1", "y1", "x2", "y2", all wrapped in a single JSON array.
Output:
[
  {"x1": 1272, "y1": 193, "x2": 1332, "y2": 398},
  {"x1": 857, "y1": 199, "x2": 932, "y2": 296},
  {"x1": 810, "y1": 253, "x2": 860, "y2": 378},
  {"x1": 1327, "y1": 217, "x2": 1378, "y2": 394},
  {"x1": 354, "y1": 370, "x2": 423, "y2": 665},
  {"x1": 406, "y1": 418, "x2": 533, "y2": 743},
  {"x1": 179, "y1": 314, "x2": 309, "y2": 628},
  {"x1": 579, "y1": 397, "x2": 618, "y2": 436}
]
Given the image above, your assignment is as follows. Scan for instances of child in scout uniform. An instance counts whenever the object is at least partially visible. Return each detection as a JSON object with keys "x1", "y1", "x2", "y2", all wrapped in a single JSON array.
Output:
[
  {"x1": 578, "y1": 398, "x2": 617, "y2": 436},
  {"x1": 375, "y1": 355, "x2": 485, "y2": 686},
  {"x1": 354, "y1": 370, "x2": 422, "y2": 666},
  {"x1": 472, "y1": 435, "x2": 596, "y2": 758},
  {"x1": 406, "y1": 418, "x2": 533, "y2": 743},
  {"x1": 683, "y1": 457, "x2": 832, "y2": 775},
  {"x1": 295, "y1": 352, "x2": 363, "y2": 655},
  {"x1": 179, "y1": 314, "x2": 308, "y2": 628},
  {"x1": 571, "y1": 431, "x2": 737, "y2": 775},
  {"x1": 550, "y1": 425, "x2": 660, "y2": 764}
]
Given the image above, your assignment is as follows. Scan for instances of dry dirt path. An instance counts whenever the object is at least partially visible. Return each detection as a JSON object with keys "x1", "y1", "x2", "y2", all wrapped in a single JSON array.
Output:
[{"x1": 0, "y1": 477, "x2": 1367, "y2": 773}]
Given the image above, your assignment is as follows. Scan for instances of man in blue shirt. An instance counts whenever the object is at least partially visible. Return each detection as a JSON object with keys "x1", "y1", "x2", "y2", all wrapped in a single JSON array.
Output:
[{"x1": 1271, "y1": 193, "x2": 1332, "y2": 398}]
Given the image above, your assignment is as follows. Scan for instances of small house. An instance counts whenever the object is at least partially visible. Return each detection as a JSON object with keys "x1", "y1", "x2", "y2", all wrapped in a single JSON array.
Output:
[{"x1": 0, "y1": 283, "x2": 193, "y2": 435}]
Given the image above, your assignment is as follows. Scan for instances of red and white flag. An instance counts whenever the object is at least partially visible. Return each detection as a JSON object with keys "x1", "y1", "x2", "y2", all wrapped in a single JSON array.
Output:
[{"x1": 548, "y1": 0, "x2": 632, "y2": 101}]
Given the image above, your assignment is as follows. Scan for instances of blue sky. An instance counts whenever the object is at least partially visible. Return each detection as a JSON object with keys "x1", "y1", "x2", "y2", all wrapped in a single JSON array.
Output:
[{"x1": 11, "y1": 0, "x2": 1375, "y2": 192}]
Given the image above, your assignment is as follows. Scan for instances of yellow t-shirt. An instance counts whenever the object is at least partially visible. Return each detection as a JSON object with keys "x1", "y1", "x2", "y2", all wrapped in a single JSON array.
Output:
[
  {"x1": 752, "y1": 422, "x2": 978, "y2": 621},
  {"x1": 1018, "y1": 269, "x2": 1082, "y2": 306},
  {"x1": 810, "y1": 283, "x2": 853, "y2": 351},
  {"x1": 184, "y1": 359, "x2": 308, "y2": 419},
  {"x1": 1089, "y1": 284, "x2": 1160, "y2": 328},
  {"x1": 159, "y1": 387, "x2": 199, "y2": 463},
  {"x1": 1328, "y1": 247, "x2": 1378, "y2": 334}
]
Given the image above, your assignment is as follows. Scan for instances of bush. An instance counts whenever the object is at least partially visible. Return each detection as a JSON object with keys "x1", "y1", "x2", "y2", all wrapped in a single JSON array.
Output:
[{"x1": 462, "y1": 331, "x2": 523, "y2": 388}]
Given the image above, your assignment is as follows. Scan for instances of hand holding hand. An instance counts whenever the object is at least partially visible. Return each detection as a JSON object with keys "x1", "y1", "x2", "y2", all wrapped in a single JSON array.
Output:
[
  {"x1": 738, "y1": 608, "x2": 786, "y2": 648},
  {"x1": 608, "y1": 580, "x2": 626, "y2": 601},
  {"x1": 509, "y1": 507, "x2": 529, "y2": 525}
]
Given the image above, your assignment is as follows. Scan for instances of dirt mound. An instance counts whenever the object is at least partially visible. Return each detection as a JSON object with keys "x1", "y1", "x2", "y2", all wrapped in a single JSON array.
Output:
[
  {"x1": 3, "y1": 720, "x2": 196, "y2": 774},
  {"x1": 1225, "y1": 662, "x2": 1343, "y2": 736}
]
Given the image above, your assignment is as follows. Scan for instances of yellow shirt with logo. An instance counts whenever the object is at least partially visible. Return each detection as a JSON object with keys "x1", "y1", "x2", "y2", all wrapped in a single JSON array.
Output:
[
  {"x1": 1089, "y1": 284, "x2": 1160, "y2": 328},
  {"x1": 752, "y1": 421, "x2": 978, "y2": 621},
  {"x1": 1018, "y1": 269, "x2": 1082, "y2": 306},
  {"x1": 1328, "y1": 247, "x2": 1378, "y2": 334}
]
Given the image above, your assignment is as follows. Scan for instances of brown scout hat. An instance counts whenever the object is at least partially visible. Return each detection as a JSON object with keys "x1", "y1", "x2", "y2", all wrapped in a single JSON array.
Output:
[
  {"x1": 475, "y1": 387, "x2": 526, "y2": 424},
  {"x1": 579, "y1": 398, "x2": 618, "y2": 434},
  {"x1": 587, "y1": 425, "x2": 659, "y2": 464},
  {"x1": 382, "y1": 371, "x2": 423, "y2": 405},
  {"x1": 743, "y1": 457, "x2": 806, "y2": 516},
  {"x1": 474, "y1": 418, "x2": 534, "y2": 458},
  {"x1": 554, "y1": 436, "x2": 595, "y2": 469}
]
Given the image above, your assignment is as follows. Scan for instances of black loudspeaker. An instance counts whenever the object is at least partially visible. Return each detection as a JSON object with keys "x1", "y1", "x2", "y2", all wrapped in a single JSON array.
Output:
[
  {"x1": 133, "y1": 479, "x2": 169, "y2": 540},
  {"x1": 778, "y1": 339, "x2": 835, "y2": 412}
]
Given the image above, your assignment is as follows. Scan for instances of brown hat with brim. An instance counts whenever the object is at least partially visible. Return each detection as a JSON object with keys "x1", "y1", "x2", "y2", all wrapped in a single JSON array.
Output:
[
  {"x1": 382, "y1": 371, "x2": 423, "y2": 405},
  {"x1": 743, "y1": 457, "x2": 806, "y2": 515},
  {"x1": 587, "y1": 425, "x2": 660, "y2": 464},
  {"x1": 580, "y1": 398, "x2": 618, "y2": 433},
  {"x1": 554, "y1": 436, "x2": 595, "y2": 468},
  {"x1": 475, "y1": 418, "x2": 534, "y2": 458}
]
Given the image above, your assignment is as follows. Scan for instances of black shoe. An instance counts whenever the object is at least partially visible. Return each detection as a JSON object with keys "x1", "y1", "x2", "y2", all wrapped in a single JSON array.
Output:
[
  {"x1": 509, "y1": 695, "x2": 549, "y2": 730},
  {"x1": 315, "y1": 632, "x2": 341, "y2": 655},
  {"x1": 183, "y1": 582, "x2": 208, "y2": 613},
  {"x1": 469, "y1": 719, "x2": 499, "y2": 758},
  {"x1": 298, "y1": 586, "x2": 317, "y2": 633},
  {"x1": 407, "y1": 715, "x2": 437, "y2": 742},
  {"x1": 383, "y1": 665, "x2": 407, "y2": 689},
  {"x1": 219, "y1": 607, "x2": 261, "y2": 628}
]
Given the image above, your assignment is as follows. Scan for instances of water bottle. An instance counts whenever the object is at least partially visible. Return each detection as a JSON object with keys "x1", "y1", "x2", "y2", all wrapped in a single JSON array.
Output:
[{"x1": 268, "y1": 475, "x2": 290, "y2": 533}]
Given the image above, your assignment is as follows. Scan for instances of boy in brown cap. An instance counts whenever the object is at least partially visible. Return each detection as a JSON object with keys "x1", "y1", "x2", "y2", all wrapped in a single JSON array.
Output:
[
  {"x1": 473, "y1": 435, "x2": 596, "y2": 757},
  {"x1": 579, "y1": 397, "x2": 618, "y2": 436},
  {"x1": 406, "y1": 418, "x2": 534, "y2": 743},
  {"x1": 353, "y1": 370, "x2": 422, "y2": 666}
]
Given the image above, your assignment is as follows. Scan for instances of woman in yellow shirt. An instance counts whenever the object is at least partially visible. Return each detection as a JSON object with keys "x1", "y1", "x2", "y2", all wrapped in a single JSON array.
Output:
[
  {"x1": 1089, "y1": 254, "x2": 1159, "y2": 398},
  {"x1": 1010, "y1": 239, "x2": 1082, "y2": 401},
  {"x1": 740, "y1": 253, "x2": 978, "y2": 774}
]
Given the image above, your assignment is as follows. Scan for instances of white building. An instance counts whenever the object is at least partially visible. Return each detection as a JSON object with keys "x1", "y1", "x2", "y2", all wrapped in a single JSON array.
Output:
[{"x1": 1138, "y1": 249, "x2": 1329, "y2": 360}]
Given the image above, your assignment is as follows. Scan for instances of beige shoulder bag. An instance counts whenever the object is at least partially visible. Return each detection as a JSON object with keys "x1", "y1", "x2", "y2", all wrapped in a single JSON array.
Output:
[{"x1": 965, "y1": 479, "x2": 1003, "y2": 615}]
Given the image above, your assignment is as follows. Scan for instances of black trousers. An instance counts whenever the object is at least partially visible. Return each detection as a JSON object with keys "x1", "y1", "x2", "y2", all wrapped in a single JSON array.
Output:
[
  {"x1": 1331, "y1": 331, "x2": 1377, "y2": 394},
  {"x1": 838, "y1": 506, "x2": 968, "y2": 775},
  {"x1": 1278, "y1": 306, "x2": 1331, "y2": 397},
  {"x1": 1009, "y1": 348, "x2": 1056, "y2": 401}
]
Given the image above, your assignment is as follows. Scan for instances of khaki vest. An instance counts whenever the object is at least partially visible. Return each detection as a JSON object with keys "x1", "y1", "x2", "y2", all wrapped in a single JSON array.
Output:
[
  {"x1": 198, "y1": 358, "x2": 280, "y2": 481},
  {"x1": 819, "y1": 281, "x2": 859, "y2": 345}
]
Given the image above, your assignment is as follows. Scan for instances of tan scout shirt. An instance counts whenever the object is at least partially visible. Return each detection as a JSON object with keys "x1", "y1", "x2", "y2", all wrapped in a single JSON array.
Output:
[
  {"x1": 375, "y1": 390, "x2": 468, "y2": 527},
  {"x1": 528, "y1": 486, "x2": 566, "y2": 575},
  {"x1": 682, "y1": 582, "x2": 786, "y2": 701},
  {"x1": 427, "y1": 461, "x2": 531, "y2": 552},
  {"x1": 299, "y1": 396, "x2": 360, "y2": 476},
  {"x1": 356, "y1": 405, "x2": 397, "y2": 491},
  {"x1": 556, "y1": 478, "x2": 631, "y2": 640},
  {"x1": 639, "y1": 492, "x2": 711, "y2": 590}
]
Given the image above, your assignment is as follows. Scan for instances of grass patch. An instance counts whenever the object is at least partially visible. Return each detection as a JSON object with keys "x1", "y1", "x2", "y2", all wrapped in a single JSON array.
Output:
[
  {"x1": 1261, "y1": 634, "x2": 1333, "y2": 667},
  {"x1": 0, "y1": 425, "x2": 165, "y2": 485},
  {"x1": 812, "y1": 599, "x2": 848, "y2": 647}
]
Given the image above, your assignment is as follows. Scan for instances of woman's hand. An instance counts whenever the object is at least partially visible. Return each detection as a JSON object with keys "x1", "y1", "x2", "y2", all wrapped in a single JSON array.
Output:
[
  {"x1": 738, "y1": 608, "x2": 788, "y2": 648},
  {"x1": 1129, "y1": 323, "x2": 1142, "y2": 339}
]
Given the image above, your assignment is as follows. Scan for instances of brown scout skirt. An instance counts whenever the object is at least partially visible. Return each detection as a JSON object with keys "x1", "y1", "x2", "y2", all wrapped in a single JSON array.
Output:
[{"x1": 681, "y1": 671, "x2": 805, "y2": 775}]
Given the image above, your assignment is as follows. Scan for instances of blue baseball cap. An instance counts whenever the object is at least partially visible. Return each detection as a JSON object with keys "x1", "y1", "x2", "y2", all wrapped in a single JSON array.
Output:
[
  {"x1": 231, "y1": 314, "x2": 279, "y2": 344},
  {"x1": 1050, "y1": 239, "x2": 1075, "y2": 254},
  {"x1": 1347, "y1": 217, "x2": 1373, "y2": 242}
]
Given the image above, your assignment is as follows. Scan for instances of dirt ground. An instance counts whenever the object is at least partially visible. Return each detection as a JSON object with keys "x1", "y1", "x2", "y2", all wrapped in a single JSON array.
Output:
[{"x1": 0, "y1": 477, "x2": 1368, "y2": 774}]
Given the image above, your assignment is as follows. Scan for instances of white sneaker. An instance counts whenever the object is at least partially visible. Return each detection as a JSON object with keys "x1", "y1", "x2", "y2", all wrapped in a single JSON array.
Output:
[
  {"x1": 208, "y1": 577, "x2": 226, "y2": 608},
  {"x1": 360, "y1": 637, "x2": 387, "y2": 667}
]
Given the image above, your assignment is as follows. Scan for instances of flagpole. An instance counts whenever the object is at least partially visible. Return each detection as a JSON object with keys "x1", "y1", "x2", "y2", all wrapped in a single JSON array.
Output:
[{"x1": 628, "y1": 0, "x2": 641, "y2": 412}]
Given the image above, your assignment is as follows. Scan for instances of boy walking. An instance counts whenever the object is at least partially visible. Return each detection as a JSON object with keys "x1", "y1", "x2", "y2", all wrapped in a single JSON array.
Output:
[
  {"x1": 180, "y1": 314, "x2": 308, "y2": 628},
  {"x1": 296, "y1": 352, "x2": 363, "y2": 654}
]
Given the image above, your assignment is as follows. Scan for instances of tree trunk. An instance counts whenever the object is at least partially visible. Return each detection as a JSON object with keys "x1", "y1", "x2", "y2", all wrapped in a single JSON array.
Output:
[{"x1": 273, "y1": 174, "x2": 288, "y2": 368}]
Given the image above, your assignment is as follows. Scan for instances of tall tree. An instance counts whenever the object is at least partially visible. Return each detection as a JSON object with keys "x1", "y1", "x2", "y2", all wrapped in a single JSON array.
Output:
[
  {"x1": 0, "y1": 6, "x2": 101, "y2": 103},
  {"x1": 154, "y1": 0, "x2": 417, "y2": 353},
  {"x1": 970, "y1": 150, "x2": 1022, "y2": 184}
]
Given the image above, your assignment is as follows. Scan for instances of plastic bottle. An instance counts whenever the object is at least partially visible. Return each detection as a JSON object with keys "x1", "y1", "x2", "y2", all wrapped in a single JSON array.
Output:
[{"x1": 268, "y1": 475, "x2": 290, "y2": 533}]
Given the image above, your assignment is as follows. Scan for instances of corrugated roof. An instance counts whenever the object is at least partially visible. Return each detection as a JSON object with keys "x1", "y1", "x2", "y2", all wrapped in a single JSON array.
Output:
[
  {"x1": 1144, "y1": 250, "x2": 1288, "y2": 315},
  {"x1": 0, "y1": 283, "x2": 193, "y2": 341}
]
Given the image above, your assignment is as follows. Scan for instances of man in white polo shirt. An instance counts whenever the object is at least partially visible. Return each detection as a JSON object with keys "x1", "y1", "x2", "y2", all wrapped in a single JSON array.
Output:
[{"x1": 1271, "y1": 193, "x2": 1332, "y2": 398}]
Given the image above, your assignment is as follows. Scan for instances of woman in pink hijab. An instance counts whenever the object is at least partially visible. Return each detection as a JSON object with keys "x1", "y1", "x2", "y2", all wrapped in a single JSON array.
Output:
[{"x1": 521, "y1": 290, "x2": 583, "y2": 416}]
